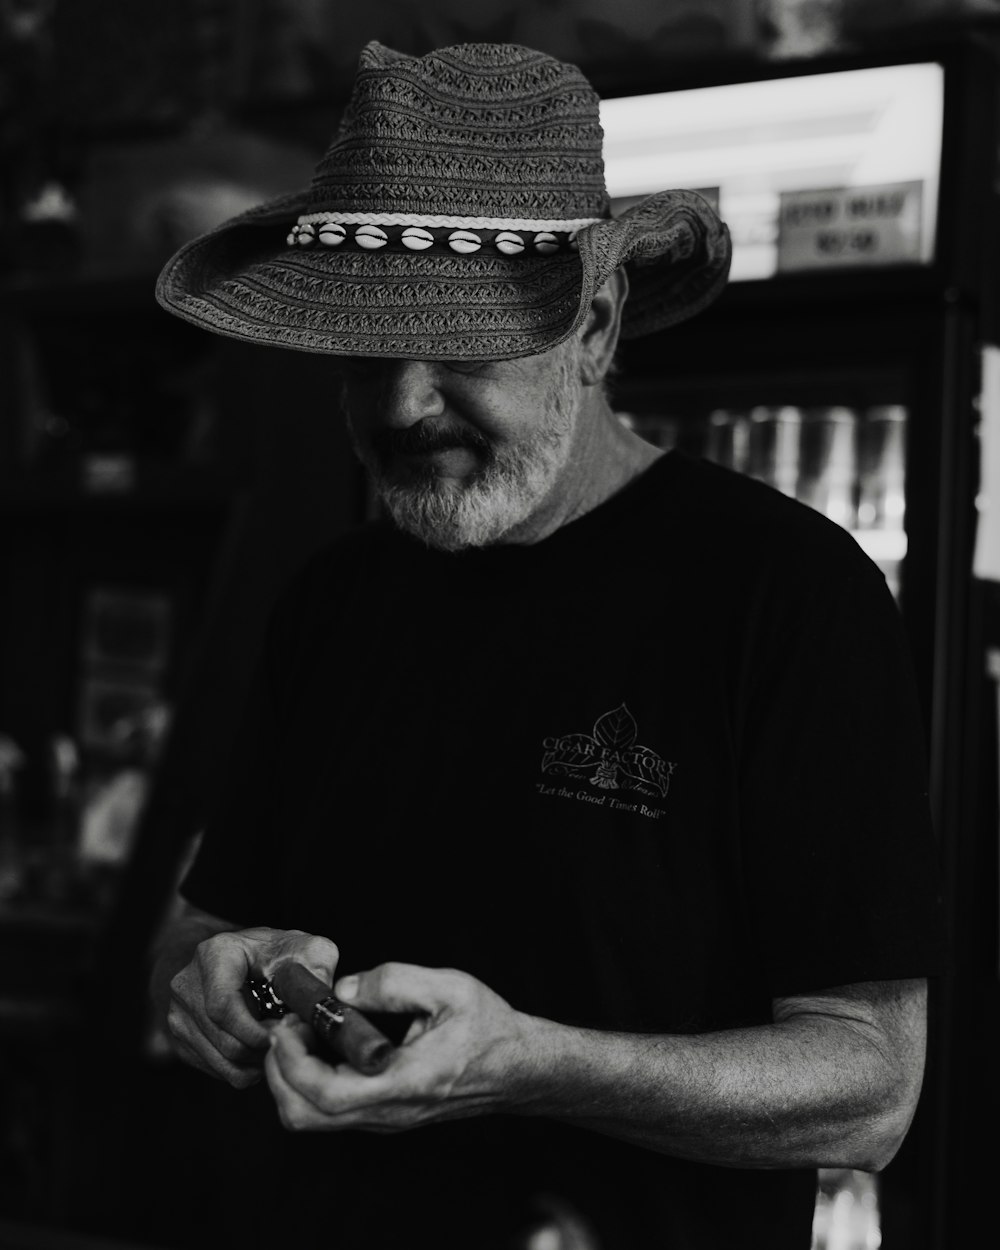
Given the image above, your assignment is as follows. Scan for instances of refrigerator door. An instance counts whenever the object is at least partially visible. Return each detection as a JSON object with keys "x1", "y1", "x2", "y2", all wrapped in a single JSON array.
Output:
[{"x1": 616, "y1": 273, "x2": 973, "y2": 1250}]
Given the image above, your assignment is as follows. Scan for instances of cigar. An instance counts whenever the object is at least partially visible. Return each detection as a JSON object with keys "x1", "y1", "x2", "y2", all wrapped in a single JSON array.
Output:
[{"x1": 244, "y1": 962, "x2": 394, "y2": 1076}]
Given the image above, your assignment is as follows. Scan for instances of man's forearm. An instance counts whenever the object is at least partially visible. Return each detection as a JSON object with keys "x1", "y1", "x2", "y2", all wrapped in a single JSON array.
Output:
[
  {"x1": 260, "y1": 965, "x2": 926, "y2": 1165},
  {"x1": 508, "y1": 982, "x2": 925, "y2": 1173}
]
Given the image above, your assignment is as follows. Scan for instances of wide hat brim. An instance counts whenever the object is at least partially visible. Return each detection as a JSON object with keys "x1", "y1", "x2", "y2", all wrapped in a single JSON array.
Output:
[{"x1": 155, "y1": 187, "x2": 731, "y2": 361}]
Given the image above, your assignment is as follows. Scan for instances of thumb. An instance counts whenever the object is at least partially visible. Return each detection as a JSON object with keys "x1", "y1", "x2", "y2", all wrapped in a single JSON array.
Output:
[{"x1": 336, "y1": 962, "x2": 463, "y2": 1016}]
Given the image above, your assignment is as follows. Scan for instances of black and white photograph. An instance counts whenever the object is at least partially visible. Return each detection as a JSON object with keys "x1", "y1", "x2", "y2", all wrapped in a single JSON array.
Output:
[{"x1": 0, "y1": 2, "x2": 997, "y2": 1248}]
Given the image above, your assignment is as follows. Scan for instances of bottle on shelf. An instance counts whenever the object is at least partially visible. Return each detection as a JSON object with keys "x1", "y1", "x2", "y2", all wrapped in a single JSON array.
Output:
[
  {"x1": 0, "y1": 735, "x2": 26, "y2": 904},
  {"x1": 857, "y1": 405, "x2": 907, "y2": 533},
  {"x1": 855, "y1": 404, "x2": 908, "y2": 597},
  {"x1": 748, "y1": 405, "x2": 802, "y2": 498},
  {"x1": 618, "y1": 411, "x2": 683, "y2": 453},
  {"x1": 704, "y1": 409, "x2": 751, "y2": 473},
  {"x1": 797, "y1": 406, "x2": 859, "y2": 530},
  {"x1": 44, "y1": 734, "x2": 82, "y2": 906}
]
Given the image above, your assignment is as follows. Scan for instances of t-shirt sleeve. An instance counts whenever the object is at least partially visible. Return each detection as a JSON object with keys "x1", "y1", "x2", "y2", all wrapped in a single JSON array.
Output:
[{"x1": 738, "y1": 551, "x2": 947, "y2": 997}]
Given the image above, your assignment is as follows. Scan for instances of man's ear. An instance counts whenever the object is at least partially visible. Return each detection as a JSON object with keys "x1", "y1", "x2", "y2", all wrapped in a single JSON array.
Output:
[{"x1": 579, "y1": 267, "x2": 629, "y2": 387}]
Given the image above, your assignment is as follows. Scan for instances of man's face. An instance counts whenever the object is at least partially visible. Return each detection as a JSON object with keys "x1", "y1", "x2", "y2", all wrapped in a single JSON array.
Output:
[{"x1": 340, "y1": 335, "x2": 585, "y2": 551}]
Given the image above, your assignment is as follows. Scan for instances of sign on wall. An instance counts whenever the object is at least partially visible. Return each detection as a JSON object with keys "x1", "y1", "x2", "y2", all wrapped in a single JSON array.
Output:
[{"x1": 777, "y1": 181, "x2": 923, "y2": 272}]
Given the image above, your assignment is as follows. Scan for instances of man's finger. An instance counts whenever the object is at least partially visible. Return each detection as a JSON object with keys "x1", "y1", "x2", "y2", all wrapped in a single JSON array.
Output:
[
  {"x1": 171, "y1": 1022, "x2": 263, "y2": 1089},
  {"x1": 268, "y1": 1016, "x2": 381, "y2": 1112},
  {"x1": 191, "y1": 936, "x2": 271, "y2": 1049},
  {"x1": 167, "y1": 995, "x2": 262, "y2": 1065},
  {"x1": 265, "y1": 1026, "x2": 370, "y2": 1128},
  {"x1": 336, "y1": 962, "x2": 466, "y2": 1016},
  {"x1": 265, "y1": 1043, "x2": 327, "y2": 1130}
]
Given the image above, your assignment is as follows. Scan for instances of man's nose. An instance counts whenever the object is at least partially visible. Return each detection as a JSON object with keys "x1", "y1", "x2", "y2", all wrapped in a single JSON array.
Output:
[{"x1": 378, "y1": 360, "x2": 446, "y2": 428}]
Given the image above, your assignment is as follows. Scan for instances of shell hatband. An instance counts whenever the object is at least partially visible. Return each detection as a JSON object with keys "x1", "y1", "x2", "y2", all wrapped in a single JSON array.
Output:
[{"x1": 286, "y1": 214, "x2": 601, "y2": 256}]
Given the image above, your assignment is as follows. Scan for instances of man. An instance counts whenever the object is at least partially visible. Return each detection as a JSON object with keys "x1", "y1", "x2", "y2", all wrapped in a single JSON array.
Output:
[{"x1": 151, "y1": 40, "x2": 943, "y2": 1250}]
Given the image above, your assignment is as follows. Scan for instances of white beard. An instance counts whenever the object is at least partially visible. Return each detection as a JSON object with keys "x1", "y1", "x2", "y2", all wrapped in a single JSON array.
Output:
[{"x1": 356, "y1": 343, "x2": 583, "y2": 552}]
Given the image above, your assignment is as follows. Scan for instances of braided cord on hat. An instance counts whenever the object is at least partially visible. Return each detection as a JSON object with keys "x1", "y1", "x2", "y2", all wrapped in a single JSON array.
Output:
[{"x1": 297, "y1": 212, "x2": 604, "y2": 231}]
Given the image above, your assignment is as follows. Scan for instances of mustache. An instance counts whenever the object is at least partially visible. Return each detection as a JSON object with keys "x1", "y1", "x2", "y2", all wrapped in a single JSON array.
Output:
[{"x1": 370, "y1": 421, "x2": 492, "y2": 460}]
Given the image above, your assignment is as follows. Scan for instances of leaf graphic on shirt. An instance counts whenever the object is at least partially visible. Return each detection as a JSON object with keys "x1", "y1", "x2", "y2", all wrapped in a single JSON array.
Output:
[
  {"x1": 592, "y1": 704, "x2": 638, "y2": 750},
  {"x1": 540, "y1": 703, "x2": 674, "y2": 802},
  {"x1": 618, "y1": 751, "x2": 676, "y2": 798}
]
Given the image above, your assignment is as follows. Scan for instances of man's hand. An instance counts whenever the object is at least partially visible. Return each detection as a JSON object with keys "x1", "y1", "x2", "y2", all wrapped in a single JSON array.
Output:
[
  {"x1": 264, "y1": 962, "x2": 534, "y2": 1131},
  {"x1": 166, "y1": 927, "x2": 340, "y2": 1089}
]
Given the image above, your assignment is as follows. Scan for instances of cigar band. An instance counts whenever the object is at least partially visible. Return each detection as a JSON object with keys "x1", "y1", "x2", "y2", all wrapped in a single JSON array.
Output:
[{"x1": 313, "y1": 998, "x2": 348, "y2": 1030}]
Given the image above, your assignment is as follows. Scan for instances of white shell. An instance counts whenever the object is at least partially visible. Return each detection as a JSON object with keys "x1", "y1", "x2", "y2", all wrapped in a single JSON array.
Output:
[
  {"x1": 534, "y1": 231, "x2": 559, "y2": 255},
  {"x1": 318, "y1": 222, "x2": 347, "y2": 247},
  {"x1": 401, "y1": 226, "x2": 435, "y2": 251},
  {"x1": 494, "y1": 231, "x2": 525, "y2": 256},
  {"x1": 448, "y1": 229, "x2": 482, "y2": 254},
  {"x1": 356, "y1": 225, "x2": 389, "y2": 250},
  {"x1": 296, "y1": 223, "x2": 316, "y2": 246},
  {"x1": 285, "y1": 230, "x2": 298, "y2": 246}
]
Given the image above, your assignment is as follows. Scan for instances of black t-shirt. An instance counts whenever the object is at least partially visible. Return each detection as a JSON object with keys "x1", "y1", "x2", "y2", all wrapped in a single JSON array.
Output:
[{"x1": 182, "y1": 450, "x2": 944, "y2": 1250}]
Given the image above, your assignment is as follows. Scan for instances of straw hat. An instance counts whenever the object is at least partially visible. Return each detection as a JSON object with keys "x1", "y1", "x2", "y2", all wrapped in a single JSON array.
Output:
[{"x1": 156, "y1": 41, "x2": 731, "y2": 361}]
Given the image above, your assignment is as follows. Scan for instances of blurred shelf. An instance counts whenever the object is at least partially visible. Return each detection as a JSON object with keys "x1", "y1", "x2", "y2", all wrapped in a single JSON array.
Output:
[
  {"x1": 0, "y1": 901, "x2": 101, "y2": 934},
  {"x1": 0, "y1": 274, "x2": 161, "y2": 316},
  {"x1": 0, "y1": 995, "x2": 83, "y2": 1035},
  {"x1": 0, "y1": 899, "x2": 102, "y2": 1020},
  {"x1": 0, "y1": 462, "x2": 240, "y2": 513}
]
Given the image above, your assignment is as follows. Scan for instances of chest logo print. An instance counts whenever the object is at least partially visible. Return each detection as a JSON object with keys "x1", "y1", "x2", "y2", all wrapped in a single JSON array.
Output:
[{"x1": 541, "y1": 704, "x2": 676, "y2": 799}]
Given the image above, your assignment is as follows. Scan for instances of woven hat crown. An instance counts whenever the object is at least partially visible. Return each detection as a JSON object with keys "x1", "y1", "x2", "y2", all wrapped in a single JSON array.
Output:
[{"x1": 304, "y1": 41, "x2": 611, "y2": 223}]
